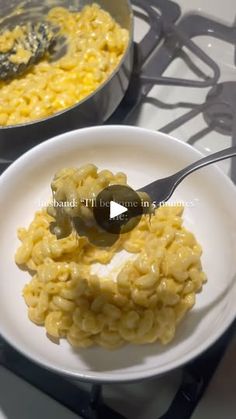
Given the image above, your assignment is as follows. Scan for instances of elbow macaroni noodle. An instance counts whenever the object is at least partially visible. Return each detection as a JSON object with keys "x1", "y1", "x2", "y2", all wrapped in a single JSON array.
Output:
[
  {"x1": 0, "y1": 4, "x2": 129, "y2": 126},
  {"x1": 15, "y1": 164, "x2": 207, "y2": 349}
]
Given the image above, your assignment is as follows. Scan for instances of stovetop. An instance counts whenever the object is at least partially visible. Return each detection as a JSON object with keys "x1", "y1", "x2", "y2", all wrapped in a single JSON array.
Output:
[
  {"x1": 110, "y1": 0, "x2": 236, "y2": 180},
  {"x1": 0, "y1": 1, "x2": 236, "y2": 418}
]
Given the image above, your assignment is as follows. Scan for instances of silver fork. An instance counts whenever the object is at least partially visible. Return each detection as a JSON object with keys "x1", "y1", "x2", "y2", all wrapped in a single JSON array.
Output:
[{"x1": 138, "y1": 145, "x2": 236, "y2": 204}]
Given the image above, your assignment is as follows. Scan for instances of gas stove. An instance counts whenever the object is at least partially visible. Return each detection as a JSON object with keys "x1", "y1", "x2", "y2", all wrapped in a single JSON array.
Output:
[
  {"x1": 110, "y1": 0, "x2": 236, "y2": 180},
  {"x1": 0, "y1": 1, "x2": 236, "y2": 418}
]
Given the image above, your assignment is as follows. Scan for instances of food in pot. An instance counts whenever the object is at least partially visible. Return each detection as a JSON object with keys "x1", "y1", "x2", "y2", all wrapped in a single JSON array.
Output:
[
  {"x1": 0, "y1": 4, "x2": 129, "y2": 126},
  {"x1": 0, "y1": 22, "x2": 55, "y2": 79},
  {"x1": 15, "y1": 164, "x2": 207, "y2": 349}
]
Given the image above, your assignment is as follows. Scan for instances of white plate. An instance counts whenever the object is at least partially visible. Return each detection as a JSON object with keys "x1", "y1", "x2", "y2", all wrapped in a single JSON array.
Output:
[{"x1": 0, "y1": 125, "x2": 236, "y2": 383}]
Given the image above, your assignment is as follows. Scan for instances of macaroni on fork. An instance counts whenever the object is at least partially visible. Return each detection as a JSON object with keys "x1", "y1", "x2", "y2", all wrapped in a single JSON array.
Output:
[{"x1": 15, "y1": 164, "x2": 207, "y2": 349}]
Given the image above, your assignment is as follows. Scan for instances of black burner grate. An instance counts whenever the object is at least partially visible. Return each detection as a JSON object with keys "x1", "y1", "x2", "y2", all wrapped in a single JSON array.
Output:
[{"x1": 110, "y1": 7, "x2": 236, "y2": 181}]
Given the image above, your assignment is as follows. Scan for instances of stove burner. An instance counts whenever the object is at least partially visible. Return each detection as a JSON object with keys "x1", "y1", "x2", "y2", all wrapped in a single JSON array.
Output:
[{"x1": 203, "y1": 82, "x2": 236, "y2": 135}]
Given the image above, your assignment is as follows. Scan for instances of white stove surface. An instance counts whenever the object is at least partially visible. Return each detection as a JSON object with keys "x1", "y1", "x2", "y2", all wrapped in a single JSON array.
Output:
[
  {"x1": 0, "y1": 1, "x2": 235, "y2": 418},
  {"x1": 192, "y1": 333, "x2": 236, "y2": 419},
  {"x1": 131, "y1": 0, "x2": 236, "y2": 175},
  {"x1": 0, "y1": 334, "x2": 235, "y2": 419},
  {"x1": 0, "y1": 366, "x2": 78, "y2": 419}
]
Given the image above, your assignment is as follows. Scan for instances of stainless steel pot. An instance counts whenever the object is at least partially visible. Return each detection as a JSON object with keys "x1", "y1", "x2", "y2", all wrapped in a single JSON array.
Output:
[{"x1": 0, "y1": 0, "x2": 133, "y2": 161}]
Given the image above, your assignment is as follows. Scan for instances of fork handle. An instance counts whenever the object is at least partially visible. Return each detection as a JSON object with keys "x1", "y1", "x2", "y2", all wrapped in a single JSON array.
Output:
[{"x1": 173, "y1": 145, "x2": 236, "y2": 188}]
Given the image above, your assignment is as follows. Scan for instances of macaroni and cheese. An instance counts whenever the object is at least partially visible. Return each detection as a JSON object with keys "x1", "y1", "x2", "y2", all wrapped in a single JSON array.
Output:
[
  {"x1": 0, "y1": 4, "x2": 129, "y2": 126},
  {"x1": 15, "y1": 165, "x2": 207, "y2": 349}
]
